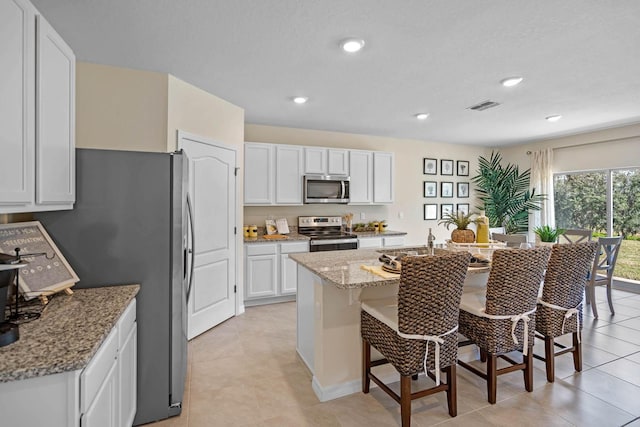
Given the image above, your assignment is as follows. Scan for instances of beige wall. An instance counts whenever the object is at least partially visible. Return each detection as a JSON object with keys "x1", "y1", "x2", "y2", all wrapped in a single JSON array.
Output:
[
  {"x1": 245, "y1": 124, "x2": 490, "y2": 245},
  {"x1": 76, "y1": 62, "x2": 169, "y2": 152},
  {"x1": 167, "y1": 76, "x2": 244, "y2": 151},
  {"x1": 499, "y1": 123, "x2": 640, "y2": 173}
]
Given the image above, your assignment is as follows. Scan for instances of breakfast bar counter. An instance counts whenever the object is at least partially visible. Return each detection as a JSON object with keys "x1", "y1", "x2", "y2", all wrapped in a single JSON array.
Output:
[{"x1": 290, "y1": 247, "x2": 488, "y2": 402}]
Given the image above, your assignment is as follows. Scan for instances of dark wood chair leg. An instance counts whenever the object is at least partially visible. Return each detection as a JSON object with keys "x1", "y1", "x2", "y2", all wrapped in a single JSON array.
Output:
[
  {"x1": 362, "y1": 339, "x2": 370, "y2": 393},
  {"x1": 572, "y1": 332, "x2": 582, "y2": 372},
  {"x1": 487, "y1": 354, "x2": 497, "y2": 404},
  {"x1": 411, "y1": 373, "x2": 419, "y2": 380},
  {"x1": 544, "y1": 336, "x2": 555, "y2": 382},
  {"x1": 400, "y1": 375, "x2": 412, "y2": 427},
  {"x1": 480, "y1": 348, "x2": 487, "y2": 362},
  {"x1": 446, "y1": 365, "x2": 457, "y2": 417},
  {"x1": 524, "y1": 348, "x2": 534, "y2": 392}
]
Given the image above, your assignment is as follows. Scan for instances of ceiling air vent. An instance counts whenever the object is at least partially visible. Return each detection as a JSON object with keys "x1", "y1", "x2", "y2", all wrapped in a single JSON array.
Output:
[{"x1": 468, "y1": 100, "x2": 500, "y2": 111}]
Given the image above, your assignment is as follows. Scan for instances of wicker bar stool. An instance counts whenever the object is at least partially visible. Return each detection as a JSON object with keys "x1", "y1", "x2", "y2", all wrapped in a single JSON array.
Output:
[
  {"x1": 458, "y1": 246, "x2": 551, "y2": 404},
  {"x1": 534, "y1": 242, "x2": 597, "y2": 382},
  {"x1": 361, "y1": 252, "x2": 470, "y2": 427}
]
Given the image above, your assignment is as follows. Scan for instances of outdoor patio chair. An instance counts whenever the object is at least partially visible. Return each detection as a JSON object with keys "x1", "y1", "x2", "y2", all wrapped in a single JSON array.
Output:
[
  {"x1": 492, "y1": 232, "x2": 528, "y2": 248},
  {"x1": 585, "y1": 236, "x2": 623, "y2": 318},
  {"x1": 361, "y1": 252, "x2": 470, "y2": 426},
  {"x1": 534, "y1": 242, "x2": 597, "y2": 382},
  {"x1": 458, "y1": 246, "x2": 551, "y2": 404},
  {"x1": 558, "y1": 229, "x2": 592, "y2": 244}
]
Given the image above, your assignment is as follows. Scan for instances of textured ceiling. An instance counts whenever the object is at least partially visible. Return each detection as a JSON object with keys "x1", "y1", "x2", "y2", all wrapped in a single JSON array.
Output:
[{"x1": 31, "y1": 0, "x2": 640, "y2": 146}]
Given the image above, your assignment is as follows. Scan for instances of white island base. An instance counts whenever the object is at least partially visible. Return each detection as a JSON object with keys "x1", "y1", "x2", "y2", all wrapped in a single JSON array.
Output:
[{"x1": 296, "y1": 262, "x2": 488, "y2": 402}]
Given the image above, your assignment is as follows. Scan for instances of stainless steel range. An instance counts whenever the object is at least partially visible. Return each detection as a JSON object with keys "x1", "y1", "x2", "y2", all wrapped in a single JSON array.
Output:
[{"x1": 298, "y1": 216, "x2": 358, "y2": 252}]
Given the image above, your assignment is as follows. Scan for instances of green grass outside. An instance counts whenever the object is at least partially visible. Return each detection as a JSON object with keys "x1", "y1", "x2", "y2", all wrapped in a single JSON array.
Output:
[{"x1": 615, "y1": 239, "x2": 640, "y2": 281}]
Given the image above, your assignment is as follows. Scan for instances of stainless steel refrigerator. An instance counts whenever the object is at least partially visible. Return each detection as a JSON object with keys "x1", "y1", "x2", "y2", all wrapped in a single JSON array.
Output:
[{"x1": 36, "y1": 148, "x2": 193, "y2": 426}]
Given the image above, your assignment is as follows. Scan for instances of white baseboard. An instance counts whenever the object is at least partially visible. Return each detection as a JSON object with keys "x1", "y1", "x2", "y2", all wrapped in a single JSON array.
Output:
[{"x1": 311, "y1": 372, "x2": 399, "y2": 402}]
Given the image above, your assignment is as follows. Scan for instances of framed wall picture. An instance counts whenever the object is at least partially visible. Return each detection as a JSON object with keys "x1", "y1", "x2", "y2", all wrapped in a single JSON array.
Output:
[
  {"x1": 441, "y1": 204, "x2": 454, "y2": 218},
  {"x1": 457, "y1": 203, "x2": 470, "y2": 215},
  {"x1": 441, "y1": 181, "x2": 454, "y2": 198},
  {"x1": 441, "y1": 159, "x2": 454, "y2": 175},
  {"x1": 457, "y1": 182, "x2": 469, "y2": 198},
  {"x1": 424, "y1": 204, "x2": 437, "y2": 220},
  {"x1": 423, "y1": 158, "x2": 437, "y2": 175},
  {"x1": 457, "y1": 160, "x2": 470, "y2": 176},
  {"x1": 423, "y1": 181, "x2": 437, "y2": 198}
]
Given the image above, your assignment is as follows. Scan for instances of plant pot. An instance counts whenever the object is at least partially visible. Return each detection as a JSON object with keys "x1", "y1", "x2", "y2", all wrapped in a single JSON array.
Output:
[{"x1": 451, "y1": 229, "x2": 475, "y2": 243}]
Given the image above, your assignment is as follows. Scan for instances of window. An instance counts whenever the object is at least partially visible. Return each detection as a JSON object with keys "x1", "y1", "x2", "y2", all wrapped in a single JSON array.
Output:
[{"x1": 554, "y1": 168, "x2": 640, "y2": 282}]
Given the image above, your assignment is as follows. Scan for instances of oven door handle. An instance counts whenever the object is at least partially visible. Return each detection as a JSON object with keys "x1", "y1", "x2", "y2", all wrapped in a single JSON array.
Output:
[{"x1": 310, "y1": 238, "x2": 358, "y2": 246}]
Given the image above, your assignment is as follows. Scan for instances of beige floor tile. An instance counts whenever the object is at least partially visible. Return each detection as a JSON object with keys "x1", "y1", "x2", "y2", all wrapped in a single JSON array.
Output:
[
  {"x1": 619, "y1": 316, "x2": 640, "y2": 331},
  {"x1": 564, "y1": 368, "x2": 640, "y2": 416},
  {"x1": 626, "y1": 351, "x2": 640, "y2": 364},
  {"x1": 528, "y1": 380, "x2": 636, "y2": 427},
  {"x1": 595, "y1": 323, "x2": 640, "y2": 345},
  {"x1": 188, "y1": 383, "x2": 262, "y2": 427},
  {"x1": 596, "y1": 358, "x2": 640, "y2": 387},
  {"x1": 626, "y1": 417, "x2": 640, "y2": 426},
  {"x1": 471, "y1": 391, "x2": 574, "y2": 427},
  {"x1": 581, "y1": 329, "x2": 640, "y2": 357}
]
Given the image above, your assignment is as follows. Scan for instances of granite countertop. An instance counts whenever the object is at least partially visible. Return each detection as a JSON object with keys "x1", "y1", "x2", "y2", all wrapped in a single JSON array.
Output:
[
  {"x1": 352, "y1": 230, "x2": 407, "y2": 238},
  {"x1": 289, "y1": 247, "x2": 488, "y2": 290},
  {"x1": 244, "y1": 231, "x2": 310, "y2": 244},
  {"x1": 0, "y1": 284, "x2": 140, "y2": 383}
]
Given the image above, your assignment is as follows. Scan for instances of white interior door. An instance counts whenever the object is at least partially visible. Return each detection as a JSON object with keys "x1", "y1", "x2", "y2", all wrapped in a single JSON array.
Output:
[{"x1": 179, "y1": 132, "x2": 237, "y2": 340}]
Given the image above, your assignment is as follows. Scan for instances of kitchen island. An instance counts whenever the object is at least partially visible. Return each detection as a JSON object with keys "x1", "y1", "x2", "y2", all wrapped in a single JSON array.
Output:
[{"x1": 290, "y1": 248, "x2": 488, "y2": 402}]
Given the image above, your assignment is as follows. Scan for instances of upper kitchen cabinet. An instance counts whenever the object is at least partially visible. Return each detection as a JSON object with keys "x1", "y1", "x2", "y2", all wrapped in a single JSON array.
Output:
[
  {"x1": 348, "y1": 150, "x2": 394, "y2": 205},
  {"x1": 348, "y1": 150, "x2": 373, "y2": 204},
  {"x1": 244, "y1": 142, "x2": 303, "y2": 205},
  {"x1": 304, "y1": 147, "x2": 349, "y2": 176},
  {"x1": 0, "y1": 0, "x2": 75, "y2": 214},
  {"x1": 373, "y1": 151, "x2": 394, "y2": 204}
]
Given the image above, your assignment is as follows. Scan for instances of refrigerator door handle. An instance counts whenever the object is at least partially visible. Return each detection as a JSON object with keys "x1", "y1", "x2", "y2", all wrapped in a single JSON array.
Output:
[{"x1": 186, "y1": 193, "x2": 195, "y2": 302}]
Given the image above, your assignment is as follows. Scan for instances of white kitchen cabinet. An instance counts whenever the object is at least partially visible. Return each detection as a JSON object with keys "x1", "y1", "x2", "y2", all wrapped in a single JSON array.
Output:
[
  {"x1": 383, "y1": 235, "x2": 406, "y2": 247},
  {"x1": 358, "y1": 236, "x2": 383, "y2": 248},
  {"x1": 280, "y1": 241, "x2": 309, "y2": 295},
  {"x1": 304, "y1": 147, "x2": 349, "y2": 176},
  {"x1": 275, "y1": 145, "x2": 303, "y2": 204},
  {"x1": 245, "y1": 241, "x2": 309, "y2": 304},
  {"x1": 373, "y1": 151, "x2": 394, "y2": 204},
  {"x1": 244, "y1": 143, "x2": 274, "y2": 204},
  {"x1": 348, "y1": 150, "x2": 374, "y2": 204},
  {"x1": 0, "y1": 0, "x2": 75, "y2": 214},
  {"x1": 245, "y1": 244, "x2": 278, "y2": 298},
  {"x1": 0, "y1": 298, "x2": 137, "y2": 427},
  {"x1": 244, "y1": 142, "x2": 303, "y2": 205}
]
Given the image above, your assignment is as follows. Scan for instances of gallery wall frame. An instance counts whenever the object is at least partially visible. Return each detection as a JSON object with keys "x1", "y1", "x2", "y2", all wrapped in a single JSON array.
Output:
[
  {"x1": 441, "y1": 182, "x2": 454, "y2": 198},
  {"x1": 423, "y1": 158, "x2": 437, "y2": 175},
  {"x1": 441, "y1": 159, "x2": 454, "y2": 176},
  {"x1": 424, "y1": 204, "x2": 438, "y2": 220},
  {"x1": 457, "y1": 160, "x2": 470, "y2": 176},
  {"x1": 457, "y1": 182, "x2": 470, "y2": 198},
  {"x1": 424, "y1": 181, "x2": 437, "y2": 198}
]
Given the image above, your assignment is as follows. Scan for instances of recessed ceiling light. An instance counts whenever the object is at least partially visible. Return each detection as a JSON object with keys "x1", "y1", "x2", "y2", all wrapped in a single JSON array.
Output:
[
  {"x1": 292, "y1": 96, "x2": 308, "y2": 104},
  {"x1": 501, "y1": 76, "x2": 524, "y2": 87},
  {"x1": 341, "y1": 38, "x2": 365, "y2": 53},
  {"x1": 546, "y1": 115, "x2": 562, "y2": 122},
  {"x1": 415, "y1": 113, "x2": 429, "y2": 120}
]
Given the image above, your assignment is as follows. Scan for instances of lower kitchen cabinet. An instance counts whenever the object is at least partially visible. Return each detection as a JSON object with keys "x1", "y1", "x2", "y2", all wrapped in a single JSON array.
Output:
[
  {"x1": 358, "y1": 235, "x2": 406, "y2": 249},
  {"x1": 0, "y1": 298, "x2": 137, "y2": 427},
  {"x1": 245, "y1": 241, "x2": 309, "y2": 305}
]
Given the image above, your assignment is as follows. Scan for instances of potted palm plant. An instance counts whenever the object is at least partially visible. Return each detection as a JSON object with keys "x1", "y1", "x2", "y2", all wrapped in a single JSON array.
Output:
[
  {"x1": 438, "y1": 211, "x2": 476, "y2": 243},
  {"x1": 534, "y1": 225, "x2": 565, "y2": 245}
]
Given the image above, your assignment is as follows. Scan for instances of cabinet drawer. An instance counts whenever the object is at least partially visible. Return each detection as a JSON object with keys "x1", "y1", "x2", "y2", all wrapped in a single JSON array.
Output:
[
  {"x1": 246, "y1": 243, "x2": 278, "y2": 256},
  {"x1": 80, "y1": 326, "x2": 118, "y2": 412},
  {"x1": 383, "y1": 236, "x2": 406, "y2": 247},
  {"x1": 118, "y1": 299, "x2": 136, "y2": 348},
  {"x1": 358, "y1": 237, "x2": 382, "y2": 248},
  {"x1": 280, "y1": 242, "x2": 309, "y2": 254}
]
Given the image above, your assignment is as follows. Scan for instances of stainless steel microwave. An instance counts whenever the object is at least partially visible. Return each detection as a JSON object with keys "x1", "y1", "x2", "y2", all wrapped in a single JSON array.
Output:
[{"x1": 304, "y1": 175, "x2": 350, "y2": 204}]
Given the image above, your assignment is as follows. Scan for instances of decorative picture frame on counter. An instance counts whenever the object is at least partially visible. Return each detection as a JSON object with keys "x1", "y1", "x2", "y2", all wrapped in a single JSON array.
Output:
[
  {"x1": 457, "y1": 160, "x2": 470, "y2": 176},
  {"x1": 457, "y1": 203, "x2": 470, "y2": 215},
  {"x1": 0, "y1": 221, "x2": 79, "y2": 300},
  {"x1": 441, "y1": 203, "x2": 454, "y2": 218},
  {"x1": 457, "y1": 182, "x2": 470, "y2": 198},
  {"x1": 265, "y1": 219, "x2": 277, "y2": 235},
  {"x1": 441, "y1": 181, "x2": 454, "y2": 198},
  {"x1": 423, "y1": 181, "x2": 437, "y2": 198},
  {"x1": 441, "y1": 159, "x2": 454, "y2": 175},
  {"x1": 423, "y1": 158, "x2": 437, "y2": 175},
  {"x1": 424, "y1": 204, "x2": 438, "y2": 220}
]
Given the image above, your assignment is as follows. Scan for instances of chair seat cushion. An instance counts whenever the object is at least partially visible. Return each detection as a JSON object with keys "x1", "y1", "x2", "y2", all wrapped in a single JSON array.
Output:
[
  {"x1": 361, "y1": 297, "x2": 398, "y2": 332},
  {"x1": 459, "y1": 291, "x2": 486, "y2": 316}
]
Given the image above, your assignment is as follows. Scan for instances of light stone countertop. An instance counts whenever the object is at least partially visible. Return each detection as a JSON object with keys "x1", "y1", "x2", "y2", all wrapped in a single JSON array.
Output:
[
  {"x1": 351, "y1": 230, "x2": 407, "y2": 238},
  {"x1": 289, "y1": 247, "x2": 489, "y2": 290},
  {"x1": 243, "y1": 230, "x2": 407, "y2": 244},
  {"x1": 0, "y1": 284, "x2": 140, "y2": 383}
]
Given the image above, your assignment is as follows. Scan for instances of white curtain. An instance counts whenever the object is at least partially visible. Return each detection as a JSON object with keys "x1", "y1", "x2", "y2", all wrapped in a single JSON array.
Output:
[{"x1": 530, "y1": 148, "x2": 555, "y2": 233}]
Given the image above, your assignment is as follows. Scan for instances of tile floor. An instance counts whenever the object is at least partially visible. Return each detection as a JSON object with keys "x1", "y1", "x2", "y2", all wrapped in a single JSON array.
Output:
[{"x1": 149, "y1": 286, "x2": 640, "y2": 427}]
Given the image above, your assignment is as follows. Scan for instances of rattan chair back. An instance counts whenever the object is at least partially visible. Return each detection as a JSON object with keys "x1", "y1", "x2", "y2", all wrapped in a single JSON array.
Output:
[
  {"x1": 485, "y1": 247, "x2": 551, "y2": 316},
  {"x1": 397, "y1": 252, "x2": 471, "y2": 337},
  {"x1": 541, "y1": 242, "x2": 597, "y2": 308}
]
